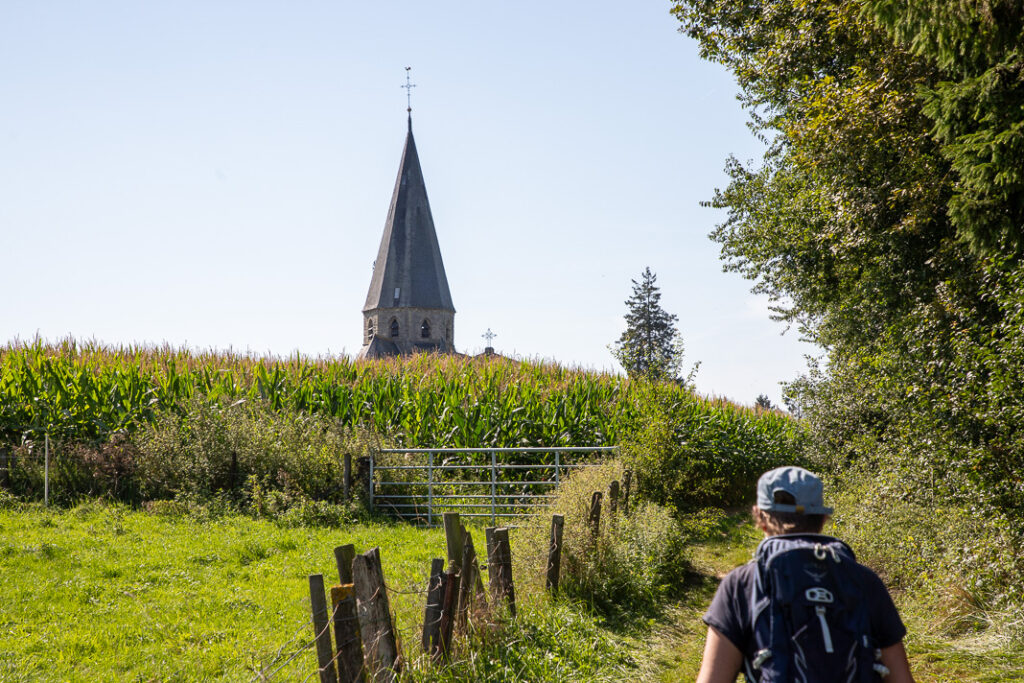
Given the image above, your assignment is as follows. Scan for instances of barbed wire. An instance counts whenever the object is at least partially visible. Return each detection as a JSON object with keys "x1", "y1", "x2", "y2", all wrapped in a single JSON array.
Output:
[
  {"x1": 253, "y1": 573, "x2": 494, "y2": 680},
  {"x1": 251, "y1": 500, "x2": 606, "y2": 681},
  {"x1": 249, "y1": 613, "x2": 319, "y2": 681}
]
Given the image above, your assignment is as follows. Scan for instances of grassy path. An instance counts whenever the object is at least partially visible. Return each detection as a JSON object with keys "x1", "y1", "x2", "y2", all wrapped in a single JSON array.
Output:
[{"x1": 651, "y1": 513, "x2": 1024, "y2": 682}]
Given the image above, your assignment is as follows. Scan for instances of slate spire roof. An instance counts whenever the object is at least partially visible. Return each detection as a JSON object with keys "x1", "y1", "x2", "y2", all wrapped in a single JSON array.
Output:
[{"x1": 363, "y1": 115, "x2": 455, "y2": 313}]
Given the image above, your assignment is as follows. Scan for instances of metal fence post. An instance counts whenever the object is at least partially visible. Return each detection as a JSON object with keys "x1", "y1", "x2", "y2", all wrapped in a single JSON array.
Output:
[
  {"x1": 368, "y1": 453, "x2": 375, "y2": 513},
  {"x1": 44, "y1": 433, "x2": 50, "y2": 507},
  {"x1": 428, "y1": 451, "x2": 434, "y2": 527},
  {"x1": 490, "y1": 450, "x2": 497, "y2": 527},
  {"x1": 554, "y1": 450, "x2": 560, "y2": 488}
]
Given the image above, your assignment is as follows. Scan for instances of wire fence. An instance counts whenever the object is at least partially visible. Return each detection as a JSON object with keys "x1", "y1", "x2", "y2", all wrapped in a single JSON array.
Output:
[
  {"x1": 0, "y1": 435, "x2": 54, "y2": 504},
  {"x1": 247, "y1": 537, "x2": 590, "y2": 682},
  {"x1": 250, "y1": 547, "x2": 544, "y2": 682},
  {"x1": 260, "y1": 470, "x2": 632, "y2": 682},
  {"x1": 0, "y1": 444, "x2": 626, "y2": 680}
]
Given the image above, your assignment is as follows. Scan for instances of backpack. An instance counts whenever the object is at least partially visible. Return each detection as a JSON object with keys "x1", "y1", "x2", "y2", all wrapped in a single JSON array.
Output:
[{"x1": 745, "y1": 534, "x2": 889, "y2": 682}]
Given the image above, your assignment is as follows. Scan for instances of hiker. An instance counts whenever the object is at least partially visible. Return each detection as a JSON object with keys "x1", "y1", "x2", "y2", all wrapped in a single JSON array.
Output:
[{"x1": 696, "y1": 466, "x2": 914, "y2": 683}]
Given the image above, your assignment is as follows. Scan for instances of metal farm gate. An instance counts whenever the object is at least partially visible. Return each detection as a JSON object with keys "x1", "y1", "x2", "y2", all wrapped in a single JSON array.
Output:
[{"x1": 369, "y1": 446, "x2": 617, "y2": 526}]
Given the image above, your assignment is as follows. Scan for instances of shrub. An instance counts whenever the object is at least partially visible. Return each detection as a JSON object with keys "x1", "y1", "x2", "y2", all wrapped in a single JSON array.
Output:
[
  {"x1": 620, "y1": 385, "x2": 803, "y2": 512},
  {"x1": 133, "y1": 398, "x2": 369, "y2": 506},
  {"x1": 275, "y1": 499, "x2": 356, "y2": 528},
  {"x1": 0, "y1": 489, "x2": 20, "y2": 510},
  {"x1": 67, "y1": 435, "x2": 140, "y2": 502},
  {"x1": 519, "y1": 461, "x2": 689, "y2": 619},
  {"x1": 827, "y1": 464, "x2": 1024, "y2": 639}
]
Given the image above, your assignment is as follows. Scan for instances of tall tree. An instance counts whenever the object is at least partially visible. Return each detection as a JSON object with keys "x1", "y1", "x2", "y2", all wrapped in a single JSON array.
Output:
[
  {"x1": 612, "y1": 268, "x2": 685, "y2": 381},
  {"x1": 868, "y1": 0, "x2": 1024, "y2": 253}
]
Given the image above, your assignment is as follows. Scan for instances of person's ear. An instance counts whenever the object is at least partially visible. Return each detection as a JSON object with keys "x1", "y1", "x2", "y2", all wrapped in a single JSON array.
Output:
[{"x1": 751, "y1": 505, "x2": 767, "y2": 532}]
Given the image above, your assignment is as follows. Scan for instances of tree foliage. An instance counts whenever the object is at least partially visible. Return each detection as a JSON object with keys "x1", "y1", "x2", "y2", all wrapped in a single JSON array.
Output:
[
  {"x1": 868, "y1": 0, "x2": 1024, "y2": 253},
  {"x1": 673, "y1": 0, "x2": 1024, "y2": 605},
  {"x1": 611, "y1": 268, "x2": 688, "y2": 381}
]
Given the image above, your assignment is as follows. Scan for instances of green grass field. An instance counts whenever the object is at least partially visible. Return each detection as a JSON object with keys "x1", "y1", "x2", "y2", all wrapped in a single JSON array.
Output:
[
  {"x1": 1, "y1": 502, "x2": 443, "y2": 681},
  {"x1": 0, "y1": 502, "x2": 661, "y2": 682},
  {"x1": 3, "y1": 502, "x2": 1021, "y2": 682}
]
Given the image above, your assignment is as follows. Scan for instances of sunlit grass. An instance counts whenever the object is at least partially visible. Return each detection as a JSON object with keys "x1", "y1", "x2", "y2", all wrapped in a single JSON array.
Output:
[
  {"x1": 0, "y1": 503, "x2": 666, "y2": 682},
  {"x1": 0, "y1": 503, "x2": 443, "y2": 681}
]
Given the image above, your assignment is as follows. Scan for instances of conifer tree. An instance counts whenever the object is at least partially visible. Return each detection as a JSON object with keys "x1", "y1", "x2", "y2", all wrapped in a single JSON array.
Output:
[{"x1": 611, "y1": 267, "x2": 686, "y2": 381}]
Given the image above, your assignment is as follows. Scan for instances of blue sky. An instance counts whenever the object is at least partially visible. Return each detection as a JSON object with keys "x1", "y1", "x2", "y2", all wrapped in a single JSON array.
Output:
[{"x1": 0, "y1": 1, "x2": 818, "y2": 406}]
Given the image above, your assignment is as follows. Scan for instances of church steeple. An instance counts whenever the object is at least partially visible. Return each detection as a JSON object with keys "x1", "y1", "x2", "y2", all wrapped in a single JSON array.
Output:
[
  {"x1": 357, "y1": 114, "x2": 456, "y2": 359},
  {"x1": 363, "y1": 118, "x2": 454, "y2": 313}
]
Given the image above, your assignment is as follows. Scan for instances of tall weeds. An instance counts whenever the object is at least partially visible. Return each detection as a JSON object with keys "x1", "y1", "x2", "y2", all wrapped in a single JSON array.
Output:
[{"x1": 518, "y1": 462, "x2": 690, "y2": 620}]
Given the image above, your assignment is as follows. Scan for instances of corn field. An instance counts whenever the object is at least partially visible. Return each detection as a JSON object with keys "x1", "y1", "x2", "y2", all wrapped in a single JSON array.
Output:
[
  {"x1": 2, "y1": 340, "x2": 617, "y2": 445},
  {"x1": 0, "y1": 339, "x2": 802, "y2": 506}
]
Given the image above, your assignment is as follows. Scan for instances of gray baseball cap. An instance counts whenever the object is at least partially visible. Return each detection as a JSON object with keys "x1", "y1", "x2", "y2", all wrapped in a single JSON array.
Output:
[{"x1": 756, "y1": 466, "x2": 834, "y2": 515}]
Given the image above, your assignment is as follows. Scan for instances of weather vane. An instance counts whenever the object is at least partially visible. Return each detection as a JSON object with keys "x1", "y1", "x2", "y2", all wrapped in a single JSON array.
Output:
[
  {"x1": 482, "y1": 328, "x2": 497, "y2": 347},
  {"x1": 402, "y1": 67, "x2": 416, "y2": 113}
]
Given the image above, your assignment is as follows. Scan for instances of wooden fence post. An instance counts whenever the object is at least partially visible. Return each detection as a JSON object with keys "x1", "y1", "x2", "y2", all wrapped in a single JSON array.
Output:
[
  {"x1": 457, "y1": 527, "x2": 487, "y2": 628},
  {"x1": 352, "y1": 548, "x2": 400, "y2": 683},
  {"x1": 335, "y1": 544, "x2": 356, "y2": 584},
  {"x1": 622, "y1": 469, "x2": 632, "y2": 516},
  {"x1": 0, "y1": 448, "x2": 8, "y2": 488},
  {"x1": 436, "y1": 565, "x2": 460, "y2": 662},
  {"x1": 498, "y1": 528, "x2": 517, "y2": 617},
  {"x1": 331, "y1": 584, "x2": 365, "y2": 683},
  {"x1": 457, "y1": 528, "x2": 472, "y2": 628},
  {"x1": 608, "y1": 480, "x2": 620, "y2": 516},
  {"x1": 356, "y1": 456, "x2": 371, "y2": 502},
  {"x1": 344, "y1": 451, "x2": 352, "y2": 502},
  {"x1": 546, "y1": 514, "x2": 564, "y2": 593},
  {"x1": 470, "y1": 533, "x2": 488, "y2": 609},
  {"x1": 588, "y1": 491, "x2": 603, "y2": 536},
  {"x1": 442, "y1": 512, "x2": 464, "y2": 570},
  {"x1": 487, "y1": 527, "x2": 516, "y2": 617},
  {"x1": 485, "y1": 527, "x2": 498, "y2": 604},
  {"x1": 309, "y1": 574, "x2": 339, "y2": 683},
  {"x1": 421, "y1": 558, "x2": 445, "y2": 653}
]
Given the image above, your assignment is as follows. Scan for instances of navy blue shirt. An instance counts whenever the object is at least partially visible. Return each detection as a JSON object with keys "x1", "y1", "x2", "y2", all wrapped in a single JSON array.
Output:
[{"x1": 704, "y1": 554, "x2": 907, "y2": 658}]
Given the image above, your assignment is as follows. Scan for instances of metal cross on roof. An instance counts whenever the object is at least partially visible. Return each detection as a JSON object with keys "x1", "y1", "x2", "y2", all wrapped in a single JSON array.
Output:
[
  {"x1": 402, "y1": 67, "x2": 416, "y2": 112},
  {"x1": 482, "y1": 328, "x2": 497, "y2": 346}
]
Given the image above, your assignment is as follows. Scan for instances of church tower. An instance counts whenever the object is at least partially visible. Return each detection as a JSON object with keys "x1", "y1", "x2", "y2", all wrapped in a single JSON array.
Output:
[{"x1": 357, "y1": 114, "x2": 456, "y2": 359}]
